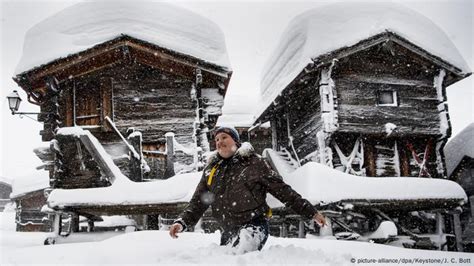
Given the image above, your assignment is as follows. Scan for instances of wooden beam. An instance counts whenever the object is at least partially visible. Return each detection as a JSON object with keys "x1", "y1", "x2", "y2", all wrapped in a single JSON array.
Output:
[{"x1": 79, "y1": 134, "x2": 117, "y2": 183}]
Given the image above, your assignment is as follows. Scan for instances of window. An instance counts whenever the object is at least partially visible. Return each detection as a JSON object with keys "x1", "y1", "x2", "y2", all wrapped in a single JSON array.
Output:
[{"x1": 377, "y1": 90, "x2": 398, "y2": 106}]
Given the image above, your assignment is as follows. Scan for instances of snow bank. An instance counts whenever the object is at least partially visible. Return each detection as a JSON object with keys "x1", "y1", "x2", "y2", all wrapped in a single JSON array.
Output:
[
  {"x1": 259, "y1": 2, "x2": 471, "y2": 118},
  {"x1": 268, "y1": 162, "x2": 467, "y2": 207},
  {"x1": 2, "y1": 230, "x2": 473, "y2": 265},
  {"x1": 15, "y1": 1, "x2": 231, "y2": 74},
  {"x1": 444, "y1": 123, "x2": 474, "y2": 176}
]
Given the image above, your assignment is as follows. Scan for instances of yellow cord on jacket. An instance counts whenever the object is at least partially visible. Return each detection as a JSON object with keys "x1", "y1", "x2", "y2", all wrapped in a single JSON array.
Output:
[{"x1": 207, "y1": 162, "x2": 221, "y2": 186}]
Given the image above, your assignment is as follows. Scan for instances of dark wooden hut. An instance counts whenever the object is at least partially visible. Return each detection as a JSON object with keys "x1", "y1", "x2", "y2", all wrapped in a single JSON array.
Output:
[
  {"x1": 10, "y1": 2, "x2": 232, "y2": 235},
  {"x1": 255, "y1": 3, "x2": 471, "y2": 251},
  {"x1": 13, "y1": 2, "x2": 232, "y2": 184},
  {"x1": 256, "y1": 4, "x2": 471, "y2": 179}
]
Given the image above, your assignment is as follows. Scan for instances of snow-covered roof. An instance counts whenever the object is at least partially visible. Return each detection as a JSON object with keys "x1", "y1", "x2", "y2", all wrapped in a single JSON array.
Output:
[
  {"x1": 217, "y1": 114, "x2": 256, "y2": 128},
  {"x1": 15, "y1": 1, "x2": 231, "y2": 75},
  {"x1": 267, "y1": 162, "x2": 467, "y2": 208},
  {"x1": 259, "y1": 2, "x2": 471, "y2": 118},
  {"x1": 10, "y1": 170, "x2": 49, "y2": 199},
  {"x1": 444, "y1": 123, "x2": 474, "y2": 177},
  {"x1": 0, "y1": 176, "x2": 13, "y2": 185}
]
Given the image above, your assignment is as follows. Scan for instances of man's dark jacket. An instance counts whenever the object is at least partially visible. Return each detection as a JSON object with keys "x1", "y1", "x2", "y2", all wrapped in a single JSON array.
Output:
[{"x1": 177, "y1": 143, "x2": 317, "y2": 230}]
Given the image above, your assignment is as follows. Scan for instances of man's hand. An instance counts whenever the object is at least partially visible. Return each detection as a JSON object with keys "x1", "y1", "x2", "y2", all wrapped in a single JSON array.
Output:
[
  {"x1": 313, "y1": 212, "x2": 327, "y2": 227},
  {"x1": 169, "y1": 223, "x2": 183, "y2": 239}
]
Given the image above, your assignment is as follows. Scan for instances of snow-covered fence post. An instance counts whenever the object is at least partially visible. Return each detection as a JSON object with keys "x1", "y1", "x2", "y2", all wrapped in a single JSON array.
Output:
[
  {"x1": 298, "y1": 219, "x2": 305, "y2": 238},
  {"x1": 165, "y1": 132, "x2": 175, "y2": 178},
  {"x1": 280, "y1": 219, "x2": 288, "y2": 238},
  {"x1": 128, "y1": 129, "x2": 143, "y2": 182}
]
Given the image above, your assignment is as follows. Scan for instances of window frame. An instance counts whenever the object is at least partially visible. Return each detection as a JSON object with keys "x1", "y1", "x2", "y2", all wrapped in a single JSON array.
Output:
[{"x1": 376, "y1": 90, "x2": 398, "y2": 107}]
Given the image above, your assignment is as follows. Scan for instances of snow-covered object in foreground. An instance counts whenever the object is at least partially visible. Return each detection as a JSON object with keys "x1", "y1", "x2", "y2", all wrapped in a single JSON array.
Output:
[
  {"x1": 48, "y1": 152, "x2": 466, "y2": 209},
  {"x1": 366, "y1": 221, "x2": 398, "y2": 239},
  {"x1": 3, "y1": 229, "x2": 474, "y2": 265},
  {"x1": 15, "y1": 1, "x2": 231, "y2": 74},
  {"x1": 48, "y1": 171, "x2": 201, "y2": 208},
  {"x1": 444, "y1": 123, "x2": 474, "y2": 177},
  {"x1": 260, "y1": 2, "x2": 470, "y2": 116},
  {"x1": 267, "y1": 162, "x2": 467, "y2": 208}
]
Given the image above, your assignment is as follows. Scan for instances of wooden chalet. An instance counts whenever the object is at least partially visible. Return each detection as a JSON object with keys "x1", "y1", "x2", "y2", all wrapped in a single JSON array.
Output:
[
  {"x1": 256, "y1": 5, "x2": 471, "y2": 179},
  {"x1": 8, "y1": 169, "x2": 52, "y2": 232},
  {"x1": 255, "y1": 3, "x2": 472, "y2": 251},
  {"x1": 10, "y1": 189, "x2": 53, "y2": 232},
  {"x1": 11, "y1": 2, "x2": 231, "y2": 236},
  {"x1": 14, "y1": 2, "x2": 232, "y2": 184}
]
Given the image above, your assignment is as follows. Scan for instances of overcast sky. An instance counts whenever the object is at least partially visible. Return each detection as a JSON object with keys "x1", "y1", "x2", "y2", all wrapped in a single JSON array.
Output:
[{"x1": 0, "y1": 0, "x2": 472, "y2": 181}]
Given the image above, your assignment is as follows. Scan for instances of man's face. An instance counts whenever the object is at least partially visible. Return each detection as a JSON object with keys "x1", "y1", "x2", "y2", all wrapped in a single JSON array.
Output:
[{"x1": 215, "y1": 132, "x2": 237, "y2": 159}]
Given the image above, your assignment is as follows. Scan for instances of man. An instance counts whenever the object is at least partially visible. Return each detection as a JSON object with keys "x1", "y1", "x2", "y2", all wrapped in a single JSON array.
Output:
[{"x1": 169, "y1": 126, "x2": 326, "y2": 253}]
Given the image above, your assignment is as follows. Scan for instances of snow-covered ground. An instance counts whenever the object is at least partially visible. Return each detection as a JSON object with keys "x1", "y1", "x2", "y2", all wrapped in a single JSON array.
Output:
[{"x1": 1, "y1": 210, "x2": 473, "y2": 265}]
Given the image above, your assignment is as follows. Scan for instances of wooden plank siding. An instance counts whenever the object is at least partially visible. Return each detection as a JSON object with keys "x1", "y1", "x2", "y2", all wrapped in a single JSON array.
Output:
[{"x1": 333, "y1": 42, "x2": 443, "y2": 137}]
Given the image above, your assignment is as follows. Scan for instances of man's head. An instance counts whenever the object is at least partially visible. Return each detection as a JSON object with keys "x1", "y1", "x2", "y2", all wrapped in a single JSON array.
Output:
[{"x1": 214, "y1": 126, "x2": 240, "y2": 159}]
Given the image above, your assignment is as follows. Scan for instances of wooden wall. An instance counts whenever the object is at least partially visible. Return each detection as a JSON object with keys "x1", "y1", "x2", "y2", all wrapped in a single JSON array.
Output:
[
  {"x1": 15, "y1": 191, "x2": 53, "y2": 232},
  {"x1": 54, "y1": 61, "x2": 225, "y2": 179},
  {"x1": 266, "y1": 41, "x2": 449, "y2": 178},
  {"x1": 334, "y1": 42, "x2": 443, "y2": 137}
]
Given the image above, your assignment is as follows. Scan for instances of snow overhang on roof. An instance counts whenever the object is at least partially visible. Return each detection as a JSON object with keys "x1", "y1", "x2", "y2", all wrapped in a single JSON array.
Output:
[
  {"x1": 10, "y1": 170, "x2": 50, "y2": 199},
  {"x1": 444, "y1": 123, "x2": 474, "y2": 177},
  {"x1": 14, "y1": 1, "x2": 232, "y2": 102},
  {"x1": 257, "y1": 2, "x2": 471, "y2": 121}
]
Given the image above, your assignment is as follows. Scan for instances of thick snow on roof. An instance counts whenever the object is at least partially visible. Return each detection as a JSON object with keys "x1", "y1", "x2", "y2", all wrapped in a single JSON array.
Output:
[
  {"x1": 267, "y1": 162, "x2": 467, "y2": 208},
  {"x1": 445, "y1": 123, "x2": 474, "y2": 177},
  {"x1": 15, "y1": 1, "x2": 231, "y2": 74},
  {"x1": 259, "y1": 2, "x2": 471, "y2": 117},
  {"x1": 217, "y1": 114, "x2": 256, "y2": 128},
  {"x1": 10, "y1": 170, "x2": 49, "y2": 199}
]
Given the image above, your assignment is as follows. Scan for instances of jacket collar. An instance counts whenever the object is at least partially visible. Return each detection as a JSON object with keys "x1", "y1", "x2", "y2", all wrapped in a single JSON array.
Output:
[{"x1": 207, "y1": 142, "x2": 254, "y2": 166}]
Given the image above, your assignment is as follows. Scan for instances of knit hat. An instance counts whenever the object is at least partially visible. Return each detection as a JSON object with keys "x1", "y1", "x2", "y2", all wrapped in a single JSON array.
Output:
[{"x1": 214, "y1": 126, "x2": 240, "y2": 145}]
